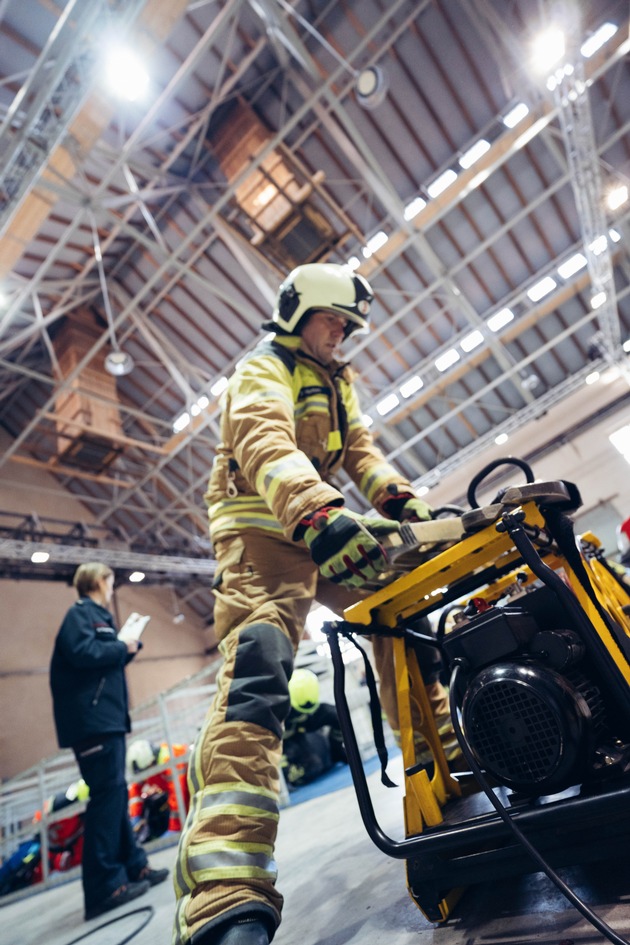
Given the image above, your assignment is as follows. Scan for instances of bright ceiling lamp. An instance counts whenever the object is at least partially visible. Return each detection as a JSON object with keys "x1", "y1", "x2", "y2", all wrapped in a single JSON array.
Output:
[
  {"x1": 503, "y1": 102, "x2": 529, "y2": 128},
  {"x1": 427, "y1": 169, "x2": 458, "y2": 199},
  {"x1": 104, "y1": 44, "x2": 150, "y2": 102},
  {"x1": 399, "y1": 375, "x2": 423, "y2": 398},
  {"x1": 403, "y1": 196, "x2": 427, "y2": 221},
  {"x1": 211, "y1": 377, "x2": 228, "y2": 397},
  {"x1": 362, "y1": 230, "x2": 388, "y2": 258},
  {"x1": 376, "y1": 393, "x2": 400, "y2": 416},
  {"x1": 495, "y1": 433, "x2": 508, "y2": 446},
  {"x1": 461, "y1": 329, "x2": 484, "y2": 352},
  {"x1": 557, "y1": 252, "x2": 587, "y2": 279},
  {"x1": 486, "y1": 307, "x2": 514, "y2": 332},
  {"x1": 607, "y1": 184, "x2": 628, "y2": 211},
  {"x1": 580, "y1": 22, "x2": 618, "y2": 58},
  {"x1": 31, "y1": 551, "x2": 50, "y2": 563},
  {"x1": 527, "y1": 276, "x2": 556, "y2": 302},
  {"x1": 129, "y1": 571, "x2": 145, "y2": 583},
  {"x1": 435, "y1": 348, "x2": 460, "y2": 372},
  {"x1": 530, "y1": 26, "x2": 566, "y2": 75},
  {"x1": 173, "y1": 411, "x2": 190, "y2": 433},
  {"x1": 459, "y1": 139, "x2": 490, "y2": 169}
]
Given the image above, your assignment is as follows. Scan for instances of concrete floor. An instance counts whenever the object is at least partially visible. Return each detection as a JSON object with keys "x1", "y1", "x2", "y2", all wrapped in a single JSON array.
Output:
[{"x1": 2, "y1": 754, "x2": 630, "y2": 945}]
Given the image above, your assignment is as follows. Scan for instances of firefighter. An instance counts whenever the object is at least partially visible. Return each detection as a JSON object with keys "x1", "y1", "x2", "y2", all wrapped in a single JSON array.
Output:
[
  {"x1": 281, "y1": 668, "x2": 347, "y2": 788},
  {"x1": 172, "y1": 263, "x2": 456, "y2": 945}
]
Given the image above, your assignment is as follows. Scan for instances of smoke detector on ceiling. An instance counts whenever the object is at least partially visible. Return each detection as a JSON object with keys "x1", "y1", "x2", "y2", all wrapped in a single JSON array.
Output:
[{"x1": 355, "y1": 66, "x2": 388, "y2": 110}]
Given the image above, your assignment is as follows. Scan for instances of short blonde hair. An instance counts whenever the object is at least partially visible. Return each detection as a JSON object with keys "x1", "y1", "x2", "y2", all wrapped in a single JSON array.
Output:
[{"x1": 73, "y1": 562, "x2": 114, "y2": 597}]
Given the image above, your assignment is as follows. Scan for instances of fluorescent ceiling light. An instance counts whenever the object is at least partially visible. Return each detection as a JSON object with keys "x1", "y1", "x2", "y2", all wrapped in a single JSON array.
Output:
[
  {"x1": 609, "y1": 228, "x2": 621, "y2": 243},
  {"x1": 399, "y1": 375, "x2": 423, "y2": 398},
  {"x1": 31, "y1": 551, "x2": 50, "y2": 563},
  {"x1": 607, "y1": 184, "x2": 628, "y2": 211},
  {"x1": 591, "y1": 291, "x2": 607, "y2": 309},
  {"x1": 459, "y1": 139, "x2": 490, "y2": 169},
  {"x1": 416, "y1": 485, "x2": 429, "y2": 497},
  {"x1": 580, "y1": 22, "x2": 618, "y2": 58},
  {"x1": 427, "y1": 169, "x2": 458, "y2": 198},
  {"x1": 173, "y1": 411, "x2": 190, "y2": 433},
  {"x1": 589, "y1": 235, "x2": 608, "y2": 255},
  {"x1": 376, "y1": 393, "x2": 400, "y2": 416},
  {"x1": 362, "y1": 230, "x2": 388, "y2": 258},
  {"x1": 210, "y1": 377, "x2": 228, "y2": 397},
  {"x1": 461, "y1": 329, "x2": 484, "y2": 352},
  {"x1": 104, "y1": 45, "x2": 150, "y2": 102},
  {"x1": 129, "y1": 571, "x2": 145, "y2": 583},
  {"x1": 531, "y1": 27, "x2": 565, "y2": 74},
  {"x1": 557, "y1": 252, "x2": 587, "y2": 279},
  {"x1": 495, "y1": 433, "x2": 508, "y2": 446},
  {"x1": 347, "y1": 256, "x2": 361, "y2": 271},
  {"x1": 197, "y1": 395, "x2": 209, "y2": 409},
  {"x1": 527, "y1": 276, "x2": 556, "y2": 302},
  {"x1": 435, "y1": 348, "x2": 460, "y2": 372},
  {"x1": 362, "y1": 414, "x2": 373, "y2": 427},
  {"x1": 623, "y1": 339, "x2": 630, "y2": 353},
  {"x1": 585, "y1": 371, "x2": 600, "y2": 385},
  {"x1": 609, "y1": 423, "x2": 630, "y2": 462},
  {"x1": 403, "y1": 196, "x2": 427, "y2": 220},
  {"x1": 486, "y1": 307, "x2": 514, "y2": 332},
  {"x1": 503, "y1": 103, "x2": 529, "y2": 128}
]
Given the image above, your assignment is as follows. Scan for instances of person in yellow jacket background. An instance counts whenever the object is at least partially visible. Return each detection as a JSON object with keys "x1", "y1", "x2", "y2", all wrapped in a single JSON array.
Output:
[{"x1": 172, "y1": 263, "x2": 457, "y2": 945}]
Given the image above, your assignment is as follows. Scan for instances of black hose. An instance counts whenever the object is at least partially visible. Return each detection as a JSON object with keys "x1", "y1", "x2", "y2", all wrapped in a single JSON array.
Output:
[
  {"x1": 449, "y1": 662, "x2": 630, "y2": 945},
  {"x1": 466, "y1": 457, "x2": 534, "y2": 508},
  {"x1": 60, "y1": 905, "x2": 155, "y2": 945}
]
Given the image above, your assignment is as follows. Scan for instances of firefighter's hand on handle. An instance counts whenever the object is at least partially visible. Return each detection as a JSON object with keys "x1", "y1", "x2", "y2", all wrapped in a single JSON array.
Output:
[
  {"x1": 301, "y1": 506, "x2": 400, "y2": 588},
  {"x1": 382, "y1": 489, "x2": 433, "y2": 522}
]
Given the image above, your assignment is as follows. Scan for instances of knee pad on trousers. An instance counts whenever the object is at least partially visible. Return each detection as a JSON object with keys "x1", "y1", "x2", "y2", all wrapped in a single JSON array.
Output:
[{"x1": 226, "y1": 623, "x2": 293, "y2": 738}]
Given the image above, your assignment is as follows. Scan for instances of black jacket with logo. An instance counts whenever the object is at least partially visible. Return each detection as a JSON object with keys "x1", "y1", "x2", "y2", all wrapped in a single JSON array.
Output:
[{"x1": 50, "y1": 597, "x2": 134, "y2": 749}]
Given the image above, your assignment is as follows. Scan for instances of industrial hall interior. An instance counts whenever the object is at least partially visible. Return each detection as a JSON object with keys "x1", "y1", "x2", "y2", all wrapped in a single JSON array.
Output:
[{"x1": 2, "y1": 0, "x2": 630, "y2": 944}]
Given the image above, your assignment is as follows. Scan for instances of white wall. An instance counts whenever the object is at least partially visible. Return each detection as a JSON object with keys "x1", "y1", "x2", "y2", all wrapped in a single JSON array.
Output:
[{"x1": 424, "y1": 375, "x2": 630, "y2": 560}]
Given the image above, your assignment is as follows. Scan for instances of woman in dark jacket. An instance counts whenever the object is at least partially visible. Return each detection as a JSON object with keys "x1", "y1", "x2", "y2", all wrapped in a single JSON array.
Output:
[{"x1": 50, "y1": 562, "x2": 168, "y2": 921}]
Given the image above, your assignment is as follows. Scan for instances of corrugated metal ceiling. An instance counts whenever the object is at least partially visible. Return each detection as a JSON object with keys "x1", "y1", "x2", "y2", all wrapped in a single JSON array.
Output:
[{"x1": 0, "y1": 0, "x2": 629, "y2": 622}]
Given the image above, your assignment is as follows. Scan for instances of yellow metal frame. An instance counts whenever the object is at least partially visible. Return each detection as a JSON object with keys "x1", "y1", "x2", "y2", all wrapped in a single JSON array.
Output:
[{"x1": 343, "y1": 501, "x2": 630, "y2": 922}]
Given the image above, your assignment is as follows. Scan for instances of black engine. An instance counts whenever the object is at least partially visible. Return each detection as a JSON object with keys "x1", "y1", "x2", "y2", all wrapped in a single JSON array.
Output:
[{"x1": 442, "y1": 585, "x2": 629, "y2": 796}]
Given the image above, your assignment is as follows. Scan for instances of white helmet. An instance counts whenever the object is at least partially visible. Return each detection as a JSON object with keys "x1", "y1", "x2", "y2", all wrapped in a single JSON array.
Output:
[
  {"x1": 126, "y1": 739, "x2": 158, "y2": 773},
  {"x1": 264, "y1": 263, "x2": 373, "y2": 338}
]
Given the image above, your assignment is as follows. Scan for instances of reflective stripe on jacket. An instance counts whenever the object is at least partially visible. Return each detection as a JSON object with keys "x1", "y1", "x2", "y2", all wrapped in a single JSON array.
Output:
[{"x1": 205, "y1": 334, "x2": 414, "y2": 543}]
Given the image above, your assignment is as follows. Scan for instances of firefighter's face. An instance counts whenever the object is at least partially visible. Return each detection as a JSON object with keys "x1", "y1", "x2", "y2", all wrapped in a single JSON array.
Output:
[{"x1": 300, "y1": 310, "x2": 348, "y2": 364}]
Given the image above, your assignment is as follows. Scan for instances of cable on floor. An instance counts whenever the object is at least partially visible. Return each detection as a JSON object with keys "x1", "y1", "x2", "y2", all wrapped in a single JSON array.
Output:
[{"x1": 59, "y1": 905, "x2": 155, "y2": 945}]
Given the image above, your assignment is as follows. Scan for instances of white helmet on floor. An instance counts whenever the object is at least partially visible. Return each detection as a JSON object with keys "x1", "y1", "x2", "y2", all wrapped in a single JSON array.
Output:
[
  {"x1": 264, "y1": 263, "x2": 373, "y2": 338},
  {"x1": 126, "y1": 739, "x2": 159, "y2": 773}
]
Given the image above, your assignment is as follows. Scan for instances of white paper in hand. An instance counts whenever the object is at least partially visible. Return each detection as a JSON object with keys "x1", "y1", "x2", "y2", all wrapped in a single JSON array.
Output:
[{"x1": 118, "y1": 612, "x2": 151, "y2": 643}]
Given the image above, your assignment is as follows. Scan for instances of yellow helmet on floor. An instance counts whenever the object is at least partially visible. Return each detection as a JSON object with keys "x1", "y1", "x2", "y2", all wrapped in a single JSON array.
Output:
[{"x1": 289, "y1": 668, "x2": 320, "y2": 715}]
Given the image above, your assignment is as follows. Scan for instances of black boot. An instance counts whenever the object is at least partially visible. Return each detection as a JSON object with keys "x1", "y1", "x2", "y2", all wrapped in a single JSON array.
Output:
[{"x1": 212, "y1": 917, "x2": 270, "y2": 945}]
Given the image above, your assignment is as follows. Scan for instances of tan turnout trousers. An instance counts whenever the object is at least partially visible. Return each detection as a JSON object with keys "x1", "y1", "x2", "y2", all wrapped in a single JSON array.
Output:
[{"x1": 172, "y1": 530, "x2": 453, "y2": 944}]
